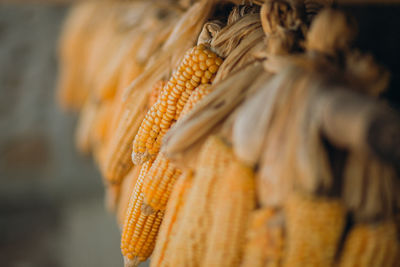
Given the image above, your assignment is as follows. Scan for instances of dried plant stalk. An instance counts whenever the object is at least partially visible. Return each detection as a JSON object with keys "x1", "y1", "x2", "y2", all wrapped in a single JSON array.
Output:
[
  {"x1": 283, "y1": 193, "x2": 346, "y2": 267},
  {"x1": 338, "y1": 221, "x2": 399, "y2": 267}
]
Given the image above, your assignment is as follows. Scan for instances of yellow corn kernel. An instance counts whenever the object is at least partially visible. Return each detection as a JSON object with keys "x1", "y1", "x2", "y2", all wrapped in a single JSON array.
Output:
[
  {"x1": 142, "y1": 155, "x2": 182, "y2": 214},
  {"x1": 338, "y1": 221, "x2": 399, "y2": 267},
  {"x1": 166, "y1": 136, "x2": 233, "y2": 266},
  {"x1": 132, "y1": 44, "x2": 223, "y2": 164},
  {"x1": 141, "y1": 83, "x2": 212, "y2": 214},
  {"x1": 241, "y1": 208, "x2": 285, "y2": 267},
  {"x1": 202, "y1": 156, "x2": 255, "y2": 267},
  {"x1": 283, "y1": 193, "x2": 346, "y2": 267},
  {"x1": 121, "y1": 160, "x2": 164, "y2": 265},
  {"x1": 150, "y1": 171, "x2": 193, "y2": 267},
  {"x1": 180, "y1": 83, "x2": 212, "y2": 117}
]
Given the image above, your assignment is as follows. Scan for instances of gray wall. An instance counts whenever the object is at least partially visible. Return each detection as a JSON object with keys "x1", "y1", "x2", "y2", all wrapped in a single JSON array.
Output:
[{"x1": 0, "y1": 4, "x2": 125, "y2": 267}]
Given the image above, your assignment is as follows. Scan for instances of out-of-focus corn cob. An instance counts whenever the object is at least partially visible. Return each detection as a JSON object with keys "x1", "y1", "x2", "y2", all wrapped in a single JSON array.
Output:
[
  {"x1": 75, "y1": 98, "x2": 98, "y2": 155},
  {"x1": 142, "y1": 156, "x2": 182, "y2": 214},
  {"x1": 57, "y1": 2, "x2": 104, "y2": 111},
  {"x1": 166, "y1": 136, "x2": 233, "y2": 266},
  {"x1": 241, "y1": 208, "x2": 285, "y2": 267},
  {"x1": 132, "y1": 44, "x2": 223, "y2": 164},
  {"x1": 338, "y1": 220, "x2": 399, "y2": 267},
  {"x1": 103, "y1": 85, "x2": 151, "y2": 185},
  {"x1": 283, "y1": 193, "x2": 346, "y2": 267},
  {"x1": 121, "y1": 160, "x2": 164, "y2": 266},
  {"x1": 202, "y1": 156, "x2": 255, "y2": 267},
  {"x1": 150, "y1": 171, "x2": 193, "y2": 267}
]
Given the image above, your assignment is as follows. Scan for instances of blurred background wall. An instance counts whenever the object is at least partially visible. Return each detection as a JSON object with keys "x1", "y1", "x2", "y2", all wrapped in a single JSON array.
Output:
[{"x1": 0, "y1": 4, "x2": 123, "y2": 267}]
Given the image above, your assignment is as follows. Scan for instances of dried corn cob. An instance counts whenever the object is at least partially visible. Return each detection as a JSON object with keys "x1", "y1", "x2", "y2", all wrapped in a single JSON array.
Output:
[
  {"x1": 150, "y1": 171, "x2": 193, "y2": 267},
  {"x1": 283, "y1": 193, "x2": 346, "y2": 267},
  {"x1": 203, "y1": 156, "x2": 255, "y2": 267},
  {"x1": 132, "y1": 44, "x2": 223, "y2": 164},
  {"x1": 241, "y1": 208, "x2": 285, "y2": 267},
  {"x1": 142, "y1": 155, "x2": 182, "y2": 214},
  {"x1": 180, "y1": 83, "x2": 212, "y2": 117},
  {"x1": 57, "y1": 2, "x2": 104, "y2": 111},
  {"x1": 142, "y1": 83, "x2": 213, "y2": 214},
  {"x1": 103, "y1": 84, "x2": 151, "y2": 185},
  {"x1": 167, "y1": 136, "x2": 233, "y2": 266},
  {"x1": 121, "y1": 160, "x2": 164, "y2": 266},
  {"x1": 338, "y1": 221, "x2": 399, "y2": 267}
]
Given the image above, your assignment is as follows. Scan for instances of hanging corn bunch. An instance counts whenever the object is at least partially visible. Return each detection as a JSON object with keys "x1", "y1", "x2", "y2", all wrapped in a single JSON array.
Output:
[{"x1": 57, "y1": 0, "x2": 400, "y2": 266}]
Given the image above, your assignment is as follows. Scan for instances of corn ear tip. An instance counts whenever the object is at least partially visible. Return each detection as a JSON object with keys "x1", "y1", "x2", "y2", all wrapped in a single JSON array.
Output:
[
  {"x1": 131, "y1": 151, "x2": 149, "y2": 165},
  {"x1": 141, "y1": 202, "x2": 156, "y2": 216},
  {"x1": 124, "y1": 256, "x2": 141, "y2": 267}
]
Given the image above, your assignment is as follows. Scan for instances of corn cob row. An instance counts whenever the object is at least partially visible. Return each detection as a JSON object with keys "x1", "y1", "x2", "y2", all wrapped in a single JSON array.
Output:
[
  {"x1": 241, "y1": 208, "x2": 285, "y2": 267},
  {"x1": 283, "y1": 193, "x2": 346, "y2": 267},
  {"x1": 202, "y1": 156, "x2": 255, "y2": 267},
  {"x1": 166, "y1": 136, "x2": 234, "y2": 266},
  {"x1": 150, "y1": 171, "x2": 194, "y2": 267},
  {"x1": 132, "y1": 44, "x2": 223, "y2": 164},
  {"x1": 338, "y1": 221, "x2": 399, "y2": 267},
  {"x1": 121, "y1": 160, "x2": 165, "y2": 266}
]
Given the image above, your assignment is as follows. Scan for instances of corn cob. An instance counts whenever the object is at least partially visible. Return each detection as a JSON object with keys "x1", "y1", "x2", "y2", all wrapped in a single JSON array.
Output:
[
  {"x1": 283, "y1": 193, "x2": 346, "y2": 267},
  {"x1": 141, "y1": 83, "x2": 213, "y2": 214},
  {"x1": 132, "y1": 44, "x2": 223, "y2": 164},
  {"x1": 121, "y1": 160, "x2": 164, "y2": 266},
  {"x1": 150, "y1": 171, "x2": 193, "y2": 267},
  {"x1": 166, "y1": 136, "x2": 233, "y2": 266},
  {"x1": 117, "y1": 165, "x2": 141, "y2": 227},
  {"x1": 338, "y1": 221, "x2": 399, "y2": 267},
  {"x1": 142, "y1": 155, "x2": 182, "y2": 214},
  {"x1": 202, "y1": 156, "x2": 255, "y2": 267},
  {"x1": 180, "y1": 83, "x2": 212, "y2": 117},
  {"x1": 57, "y1": 2, "x2": 103, "y2": 111},
  {"x1": 103, "y1": 83, "x2": 151, "y2": 185},
  {"x1": 241, "y1": 208, "x2": 285, "y2": 267}
]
